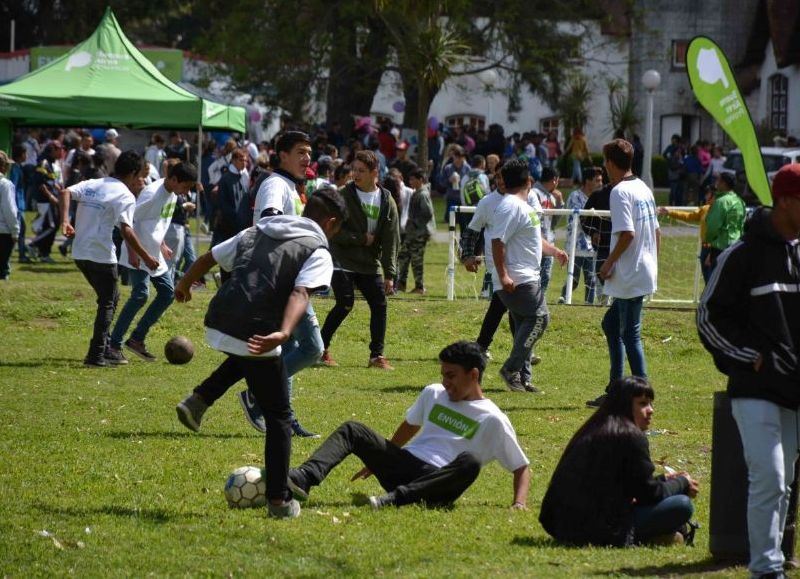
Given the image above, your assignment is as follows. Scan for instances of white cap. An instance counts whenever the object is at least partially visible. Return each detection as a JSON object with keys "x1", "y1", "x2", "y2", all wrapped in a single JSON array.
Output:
[{"x1": 105, "y1": 128, "x2": 119, "y2": 140}]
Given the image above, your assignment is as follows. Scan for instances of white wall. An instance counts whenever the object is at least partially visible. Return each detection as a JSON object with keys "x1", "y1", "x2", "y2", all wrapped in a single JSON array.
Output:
[{"x1": 754, "y1": 40, "x2": 800, "y2": 137}]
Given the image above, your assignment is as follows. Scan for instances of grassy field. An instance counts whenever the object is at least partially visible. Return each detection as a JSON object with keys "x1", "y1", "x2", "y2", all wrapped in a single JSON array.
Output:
[{"x1": 0, "y1": 225, "x2": 759, "y2": 578}]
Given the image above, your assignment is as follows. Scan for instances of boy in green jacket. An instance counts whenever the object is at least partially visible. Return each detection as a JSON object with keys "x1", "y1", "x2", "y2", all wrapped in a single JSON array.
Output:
[
  {"x1": 705, "y1": 173, "x2": 746, "y2": 274},
  {"x1": 396, "y1": 167, "x2": 436, "y2": 294}
]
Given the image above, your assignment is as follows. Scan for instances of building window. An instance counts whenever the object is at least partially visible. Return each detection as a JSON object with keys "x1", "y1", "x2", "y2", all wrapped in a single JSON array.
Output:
[
  {"x1": 671, "y1": 40, "x2": 688, "y2": 69},
  {"x1": 769, "y1": 74, "x2": 788, "y2": 133},
  {"x1": 445, "y1": 114, "x2": 485, "y2": 131},
  {"x1": 540, "y1": 117, "x2": 560, "y2": 136}
]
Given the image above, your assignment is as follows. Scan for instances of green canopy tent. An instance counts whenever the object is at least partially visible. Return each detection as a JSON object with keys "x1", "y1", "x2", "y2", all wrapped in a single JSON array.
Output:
[{"x1": 0, "y1": 7, "x2": 245, "y2": 152}]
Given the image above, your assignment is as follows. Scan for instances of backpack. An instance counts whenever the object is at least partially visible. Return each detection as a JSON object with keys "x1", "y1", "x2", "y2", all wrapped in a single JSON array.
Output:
[
  {"x1": 462, "y1": 173, "x2": 486, "y2": 206},
  {"x1": 522, "y1": 154, "x2": 543, "y2": 182}
]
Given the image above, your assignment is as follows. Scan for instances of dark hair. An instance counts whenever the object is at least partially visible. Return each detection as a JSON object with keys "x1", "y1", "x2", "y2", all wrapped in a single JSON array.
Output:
[
  {"x1": 582, "y1": 166, "x2": 602, "y2": 185},
  {"x1": 471, "y1": 154, "x2": 486, "y2": 168},
  {"x1": 317, "y1": 160, "x2": 333, "y2": 177},
  {"x1": 563, "y1": 376, "x2": 655, "y2": 457},
  {"x1": 438, "y1": 341, "x2": 487, "y2": 382},
  {"x1": 275, "y1": 131, "x2": 311, "y2": 155},
  {"x1": 113, "y1": 150, "x2": 145, "y2": 179},
  {"x1": 166, "y1": 161, "x2": 198, "y2": 184},
  {"x1": 11, "y1": 144, "x2": 26, "y2": 161},
  {"x1": 382, "y1": 175, "x2": 402, "y2": 208},
  {"x1": 334, "y1": 163, "x2": 352, "y2": 182},
  {"x1": 717, "y1": 173, "x2": 735, "y2": 190},
  {"x1": 303, "y1": 184, "x2": 348, "y2": 222},
  {"x1": 500, "y1": 158, "x2": 530, "y2": 190},
  {"x1": 409, "y1": 167, "x2": 425, "y2": 181},
  {"x1": 354, "y1": 150, "x2": 378, "y2": 172},
  {"x1": 603, "y1": 139, "x2": 634, "y2": 171},
  {"x1": 540, "y1": 166, "x2": 558, "y2": 182}
]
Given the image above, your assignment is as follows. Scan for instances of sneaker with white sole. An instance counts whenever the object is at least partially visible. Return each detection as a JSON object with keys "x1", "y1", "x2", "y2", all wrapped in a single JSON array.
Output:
[
  {"x1": 291, "y1": 419, "x2": 320, "y2": 438},
  {"x1": 267, "y1": 498, "x2": 301, "y2": 519},
  {"x1": 238, "y1": 389, "x2": 266, "y2": 433},
  {"x1": 176, "y1": 393, "x2": 208, "y2": 432},
  {"x1": 368, "y1": 355, "x2": 394, "y2": 370},
  {"x1": 124, "y1": 338, "x2": 156, "y2": 362},
  {"x1": 104, "y1": 347, "x2": 128, "y2": 365},
  {"x1": 499, "y1": 368, "x2": 526, "y2": 393},
  {"x1": 368, "y1": 492, "x2": 396, "y2": 510}
]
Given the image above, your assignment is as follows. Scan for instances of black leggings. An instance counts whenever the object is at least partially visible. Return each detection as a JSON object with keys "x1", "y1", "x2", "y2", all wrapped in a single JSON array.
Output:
[{"x1": 320, "y1": 270, "x2": 387, "y2": 358}]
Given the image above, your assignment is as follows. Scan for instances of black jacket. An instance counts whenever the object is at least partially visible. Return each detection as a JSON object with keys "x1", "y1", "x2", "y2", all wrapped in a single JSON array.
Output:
[
  {"x1": 697, "y1": 207, "x2": 800, "y2": 408},
  {"x1": 539, "y1": 430, "x2": 689, "y2": 546},
  {"x1": 581, "y1": 185, "x2": 612, "y2": 259}
]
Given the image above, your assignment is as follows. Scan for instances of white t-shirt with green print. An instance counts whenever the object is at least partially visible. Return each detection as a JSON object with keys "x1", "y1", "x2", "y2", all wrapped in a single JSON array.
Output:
[
  {"x1": 487, "y1": 193, "x2": 543, "y2": 289},
  {"x1": 404, "y1": 384, "x2": 529, "y2": 471},
  {"x1": 356, "y1": 187, "x2": 381, "y2": 234},
  {"x1": 119, "y1": 178, "x2": 176, "y2": 277}
]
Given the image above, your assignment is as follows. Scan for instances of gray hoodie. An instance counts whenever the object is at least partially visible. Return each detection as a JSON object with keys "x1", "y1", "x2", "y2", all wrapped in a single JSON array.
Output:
[{"x1": 0, "y1": 175, "x2": 19, "y2": 237}]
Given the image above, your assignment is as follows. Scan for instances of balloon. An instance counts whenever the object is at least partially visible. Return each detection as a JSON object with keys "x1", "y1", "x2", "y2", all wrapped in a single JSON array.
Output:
[
  {"x1": 427, "y1": 117, "x2": 439, "y2": 130},
  {"x1": 392, "y1": 101, "x2": 406, "y2": 113}
]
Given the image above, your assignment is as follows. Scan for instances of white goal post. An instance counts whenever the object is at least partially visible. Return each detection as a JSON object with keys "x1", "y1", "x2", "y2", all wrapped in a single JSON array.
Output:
[{"x1": 446, "y1": 205, "x2": 703, "y2": 306}]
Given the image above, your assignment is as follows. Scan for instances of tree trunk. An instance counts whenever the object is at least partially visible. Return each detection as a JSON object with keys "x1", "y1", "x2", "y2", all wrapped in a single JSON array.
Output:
[{"x1": 416, "y1": 79, "x2": 429, "y2": 173}]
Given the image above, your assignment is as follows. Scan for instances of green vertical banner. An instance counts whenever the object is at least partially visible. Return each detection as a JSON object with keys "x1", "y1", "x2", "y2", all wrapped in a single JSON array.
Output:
[{"x1": 686, "y1": 36, "x2": 771, "y2": 206}]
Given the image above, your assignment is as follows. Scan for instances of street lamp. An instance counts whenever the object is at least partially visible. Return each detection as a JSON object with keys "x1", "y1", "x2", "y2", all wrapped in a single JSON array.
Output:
[
  {"x1": 478, "y1": 69, "x2": 497, "y2": 128},
  {"x1": 641, "y1": 69, "x2": 661, "y2": 189}
]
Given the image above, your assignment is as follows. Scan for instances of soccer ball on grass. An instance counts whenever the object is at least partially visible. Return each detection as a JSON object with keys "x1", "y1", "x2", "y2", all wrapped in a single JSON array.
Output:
[{"x1": 224, "y1": 466, "x2": 266, "y2": 508}]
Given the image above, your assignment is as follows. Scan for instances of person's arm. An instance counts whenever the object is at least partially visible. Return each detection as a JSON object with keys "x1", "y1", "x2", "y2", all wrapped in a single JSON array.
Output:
[
  {"x1": 511, "y1": 465, "x2": 531, "y2": 510},
  {"x1": 492, "y1": 238, "x2": 514, "y2": 292},
  {"x1": 351, "y1": 420, "x2": 421, "y2": 481},
  {"x1": 175, "y1": 250, "x2": 216, "y2": 303},
  {"x1": 659, "y1": 207, "x2": 703, "y2": 223},
  {"x1": 655, "y1": 226, "x2": 661, "y2": 257},
  {"x1": 624, "y1": 436, "x2": 694, "y2": 505},
  {"x1": 379, "y1": 195, "x2": 401, "y2": 286},
  {"x1": 247, "y1": 287, "x2": 310, "y2": 355},
  {"x1": 59, "y1": 188, "x2": 74, "y2": 237},
  {"x1": 542, "y1": 239, "x2": 568, "y2": 266},
  {"x1": 597, "y1": 230, "x2": 634, "y2": 281},
  {"x1": 119, "y1": 223, "x2": 159, "y2": 271}
]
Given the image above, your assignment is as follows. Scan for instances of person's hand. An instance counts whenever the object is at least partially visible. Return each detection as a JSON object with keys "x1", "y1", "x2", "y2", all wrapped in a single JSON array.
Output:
[
  {"x1": 384, "y1": 278, "x2": 395, "y2": 295},
  {"x1": 754, "y1": 353, "x2": 763, "y2": 372},
  {"x1": 704, "y1": 254, "x2": 712, "y2": 267},
  {"x1": 175, "y1": 279, "x2": 192, "y2": 303},
  {"x1": 161, "y1": 245, "x2": 173, "y2": 260},
  {"x1": 143, "y1": 254, "x2": 160, "y2": 271},
  {"x1": 598, "y1": 260, "x2": 613, "y2": 281},
  {"x1": 591, "y1": 232, "x2": 600, "y2": 247},
  {"x1": 350, "y1": 467, "x2": 373, "y2": 481},
  {"x1": 128, "y1": 252, "x2": 140, "y2": 269},
  {"x1": 682, "y1": 474, "x2": 700, "y2": 498},
  {"x1": 510, "y1": 502, "x2": 528, "y2": 511},
  {"x1": 183, "y1": 202, "x2": 196, "y2": 212},
  {"x1": 365, "y1": 232, "x2": 375, "y2": 246},
  {"x1": 247, "y1": 331, "x2": 289, "y2": 355},
  {"x1": 555, "y1": 249, "x2": 568, "y2": 267},
  {"x1": 62, "y1": 222, "x2": 75, "y2": 238},
  {"x1": 463, "y1": 256, "x2": 480, "y2": 273},
  {"x1": 501, "y1": 274, "x2": 515, "y2": 293},
  {"x1": 552, "y1": 188, "x2": 564, "y2": 205},
  {"x1": 657, "y1": 207, "x2": 668, "y2": 216}
]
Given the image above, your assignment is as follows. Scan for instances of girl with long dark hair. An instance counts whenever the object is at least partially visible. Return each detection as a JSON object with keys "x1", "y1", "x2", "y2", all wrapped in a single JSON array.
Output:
[{"x1": 539, "y1": 377, "x2": 699, "y2": 546}]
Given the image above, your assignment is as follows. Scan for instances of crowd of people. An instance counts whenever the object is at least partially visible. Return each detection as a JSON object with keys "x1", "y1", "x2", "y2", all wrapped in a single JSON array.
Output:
[{"x1": 0, "y1": 120, "x2": 798, "y2": 578}]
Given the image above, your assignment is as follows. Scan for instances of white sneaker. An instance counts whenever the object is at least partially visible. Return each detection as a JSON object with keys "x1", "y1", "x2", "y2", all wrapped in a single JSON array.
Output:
[{"x1": 268, "y1": 499, "x2": 301, "y2": 519}]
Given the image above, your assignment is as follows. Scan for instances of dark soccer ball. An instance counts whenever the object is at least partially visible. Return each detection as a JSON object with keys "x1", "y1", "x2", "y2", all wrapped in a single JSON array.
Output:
[{"x1": 164, "y1": 336, "x2": 194, "y2": 365}]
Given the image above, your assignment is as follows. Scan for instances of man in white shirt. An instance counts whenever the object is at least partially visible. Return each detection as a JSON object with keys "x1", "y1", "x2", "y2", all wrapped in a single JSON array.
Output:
[
  {"x1": 107, "y1": 162, "x2": 198, "y2": 363},
  {"x1": 588, "y1": 139, "x2": 660, "y2": 407},
  {"x1": 63, "y1": 131, "x2": 95, "y2": 176},
  {"x1": 59, "y1": 151, "x2": 160, "y2": 367},
  {"x1": 490, "y1": 159, "x2": 567, "y2": 393},
  {"x1": 173, "y1": 187, "x2": 348, "y2": 519},
  {"x1": 286, "y1": 341, "x2": 531, "y2": 510}
]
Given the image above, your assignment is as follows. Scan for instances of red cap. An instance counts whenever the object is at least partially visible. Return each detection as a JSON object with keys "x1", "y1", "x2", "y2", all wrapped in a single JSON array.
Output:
[
  {"x1": 305, "y1": 167, "x2": 317, "y2": 179},
  {"x1": 772, "y1": 163, "x2": 800, "y2": 200},
  {"x1": 396, "y1": 141, "x2": 409, "y2": 150}
]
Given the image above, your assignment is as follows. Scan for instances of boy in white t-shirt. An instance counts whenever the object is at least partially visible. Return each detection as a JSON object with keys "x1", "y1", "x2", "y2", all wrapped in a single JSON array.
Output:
[
  {"x1": 108, "y1": 162, "x2": 197, "y2": 363},
  {"x1": 286, "y1": 341, "x2": 531, "y2": 510},
  {"x1": 59, "y1": 151, "x2": 160, "y2": 367},
  {"x1": 490, "y1": 159, "x2": 567, "y2": 394},
  {"x1": 588, "y1": 139, "x2": 660, "y2": 407}
]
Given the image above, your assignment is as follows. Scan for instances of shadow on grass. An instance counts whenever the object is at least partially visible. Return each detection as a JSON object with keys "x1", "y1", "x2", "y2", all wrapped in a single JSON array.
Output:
[
  {"x1": 34, "y1": 502, "x2": 202, "y2": 523},
  {"x1": 501, "y1": 405, "x2": 580, "y2": 413},
  {"x1": 19, "y1": 265, "x2": 76, "y2": 275},
  {"x1": 601, "y1": 558, "x2": 740, "y2": 576},
  {"x1": 104, "y1": 430, "x2": 260, "y2": 440},
  {"x1": 380, "y1": 384, "x2": 429, "y2": 394},
  {"x1": 0, "y1": 357, "x2": 79, "y2": 368}
]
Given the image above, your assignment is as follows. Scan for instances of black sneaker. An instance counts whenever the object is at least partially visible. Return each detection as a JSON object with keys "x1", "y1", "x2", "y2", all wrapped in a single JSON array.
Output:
[
  {"x1": 291, "y1": 419, "x2": 320, "y2": 438},
  {"x1": 237, "y1": 390, "x2": 266, "y2": 433},
  {"x1": 287, "y1": 470, "x2": 310, "y2": 502},
  {"x1": 523, "y1": 381, "x2": 543, "y2": 394},
  {"x1": 83, "y1": 357, "x2": 111, "y2": 368},
  {"x1": 586, "y1": 394, "x2": 607, "y2": 408},
  {"x1": 368, "y1": 492, "x2": 396, "y2": 510},
  {"x1": 104, "y1": 347, "x2": 129, "y2": 365},
  {"x1": 58, "y1": 244, "x2": 68, "y2": 257},
  {"x1": 499, "y1": 368, "x2": 526, "y2": 393},
  {"x1": 124, "y1": 338, "x2": 156, "y2": 362},
  {"x1": 176, "y1": 393, "x2": 209, "y2": 432}
]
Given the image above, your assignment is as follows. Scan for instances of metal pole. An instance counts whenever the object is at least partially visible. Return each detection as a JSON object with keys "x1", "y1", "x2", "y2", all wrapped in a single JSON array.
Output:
[
  {"x1": 692, "y1": 234, "x2": 702, "y2": 304},
  {"x1": 447, "y1": 208, "x2": 456, "y2": 301},
  {"x1": 564, "y1": 208, "x2": 579, "y2": 305},
  {"x1": 10, "y1": 20, "x2": 15, "y2": 52},
  {"x1": 642, "y1": 89, "x2": 655, "y2": 189}
]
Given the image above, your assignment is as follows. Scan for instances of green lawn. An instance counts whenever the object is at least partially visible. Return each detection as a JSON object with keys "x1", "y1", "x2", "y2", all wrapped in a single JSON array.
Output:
[{"x1": 0, "y1": 234, "x2": 752, "y2": 577}]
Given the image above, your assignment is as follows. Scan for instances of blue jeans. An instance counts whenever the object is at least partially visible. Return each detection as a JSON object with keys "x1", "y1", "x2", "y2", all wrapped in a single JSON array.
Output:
[
  {"x1": 632, "y1": 494, "x2": 694, "y2": 542},
  {"x1": 110, "y1": 267, "x2": 175, "y2": 349},
  {"x1": 17, "y1": 212, "x2": 27, "y2": 258},
  {"x1": 540, "y1": 255, "x2": 554, "y2": 294},
  {"x1": 732, "y1": 398, "x2": 800, "y2": 576},
  {"x1": 601, "y1": 295, "x2": 647, "y2": 382},
  {"x1": 571, "y1": 158, "x2": 583, "y2": 183},
  {"x1": 282, "y1": 304, "x2": 324, "y2": 420},
  {"x1": 560, "y1": 255, "x2": 596, "y2": 303},
  {"x1": 181, "y1": 226, "x2": 197, "y2": 275}
]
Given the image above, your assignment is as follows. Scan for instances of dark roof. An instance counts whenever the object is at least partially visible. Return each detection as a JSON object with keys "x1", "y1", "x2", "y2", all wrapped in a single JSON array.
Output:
[{"x1": 736, "y1": 0, "x2": 800, "y2": 92}]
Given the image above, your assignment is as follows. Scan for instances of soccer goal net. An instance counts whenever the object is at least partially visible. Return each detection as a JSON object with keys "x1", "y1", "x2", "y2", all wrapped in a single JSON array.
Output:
[{"x1": 447, "y1": 206, "x2": 702, "y2": 306}]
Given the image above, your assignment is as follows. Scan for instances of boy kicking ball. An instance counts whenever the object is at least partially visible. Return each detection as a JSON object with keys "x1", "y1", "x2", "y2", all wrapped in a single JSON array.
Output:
[{"x1": 287, "y1": 341, "x2": 530, "y2": 511}]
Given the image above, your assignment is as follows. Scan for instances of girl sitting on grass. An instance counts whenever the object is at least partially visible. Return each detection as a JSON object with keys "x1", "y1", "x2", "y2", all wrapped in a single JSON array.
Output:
[{"x1": 539, "y1": 376, "x2": 699, "y2": 546}]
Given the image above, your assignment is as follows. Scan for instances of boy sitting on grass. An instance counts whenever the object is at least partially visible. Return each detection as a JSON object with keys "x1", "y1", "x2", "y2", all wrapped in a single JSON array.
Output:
[{"x1": 287, "y1": 341, "x2": 531, "y2": 511}]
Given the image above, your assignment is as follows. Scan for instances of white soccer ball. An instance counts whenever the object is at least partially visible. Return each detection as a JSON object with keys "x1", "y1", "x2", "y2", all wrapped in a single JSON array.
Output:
[{"x1": 224, "y1": 466, "x2": 266, "y2": 508}]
